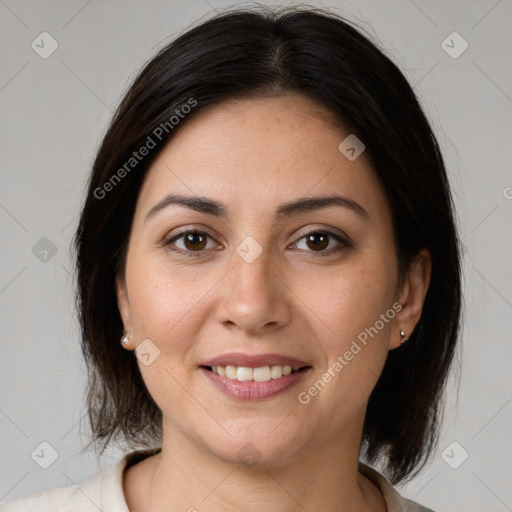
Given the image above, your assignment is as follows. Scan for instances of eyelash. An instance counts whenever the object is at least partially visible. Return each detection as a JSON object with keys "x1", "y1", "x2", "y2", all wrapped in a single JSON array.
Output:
[{"x1": 163, "y1": 228, "x2": 351, "y2": 258}]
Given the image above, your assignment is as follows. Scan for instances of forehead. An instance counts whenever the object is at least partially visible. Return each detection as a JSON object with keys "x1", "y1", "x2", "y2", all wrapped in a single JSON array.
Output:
[{"x1": 135, "y1": 94, "x2": 389, "y2": 222}]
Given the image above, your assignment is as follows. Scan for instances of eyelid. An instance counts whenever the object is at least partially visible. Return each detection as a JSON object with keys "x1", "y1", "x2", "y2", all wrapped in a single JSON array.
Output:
[
  {"x1": 292, "y1": 224, "x2": 351, "y2": 244},
  {"x1": 163, "y1": 224, "x2": 218, "y2": 243}
]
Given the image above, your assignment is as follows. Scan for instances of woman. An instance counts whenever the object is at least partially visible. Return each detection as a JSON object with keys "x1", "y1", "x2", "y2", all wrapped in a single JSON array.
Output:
[{"x1": 3, "y1": 5, "x2": 461, "y2": 511}]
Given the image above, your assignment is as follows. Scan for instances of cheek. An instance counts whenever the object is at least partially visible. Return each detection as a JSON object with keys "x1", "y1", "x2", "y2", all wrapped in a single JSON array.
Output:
[
  {"x1": 127, "y1": 250, "x2": 193, "y2": 330},
  {"x1": 125, "y1": 261, "x2": 210, "y2": 419},
  {"x1": 301, "y1": 249, "x2": 397, "y2": 407},
  {"x1": 312, "y1": 250, "x2": 397, "y2": 348},
  {"x1": 125, "y1": 254, "x2": 221, "y2": 365}
]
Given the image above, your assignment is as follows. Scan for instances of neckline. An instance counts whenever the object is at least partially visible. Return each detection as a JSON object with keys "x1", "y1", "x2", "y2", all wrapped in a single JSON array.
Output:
[
  {"x1": 116, "y1": 448, "x2": 416, "y2": 512},
  {"x1": 124, "y1": 446, "x2": 162, "y2": 470}
]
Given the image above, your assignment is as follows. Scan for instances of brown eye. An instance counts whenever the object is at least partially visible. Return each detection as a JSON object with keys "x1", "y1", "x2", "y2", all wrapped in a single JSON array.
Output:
[
  {"x1": 183, "y1": 232, "x2": 207, "y2": 251},
  {"x1": 291, "y1": 230, "x2": 350, "y2": 255},
  {"x1": 305, "y1": 232, "x2": 329, "y2": 251},
  {"x1": 165, "y1": 230, "x2": 217, "y2": 255}
]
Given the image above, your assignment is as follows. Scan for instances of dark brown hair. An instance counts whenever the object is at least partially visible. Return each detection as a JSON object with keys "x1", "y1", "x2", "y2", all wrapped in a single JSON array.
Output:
[{"x1": 74, "y1": 5, "x2": 462, "y2": 484}]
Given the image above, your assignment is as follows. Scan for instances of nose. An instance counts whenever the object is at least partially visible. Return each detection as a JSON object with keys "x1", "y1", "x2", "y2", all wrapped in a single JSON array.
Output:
[{"x1": 215, "y1": 245, "x2": 292, "y2": 336}]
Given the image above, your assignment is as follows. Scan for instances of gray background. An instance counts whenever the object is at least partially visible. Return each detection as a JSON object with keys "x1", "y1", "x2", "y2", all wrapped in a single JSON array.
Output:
[{"x1": 1, "y1": 0, "x2": 511, "y2": 510}]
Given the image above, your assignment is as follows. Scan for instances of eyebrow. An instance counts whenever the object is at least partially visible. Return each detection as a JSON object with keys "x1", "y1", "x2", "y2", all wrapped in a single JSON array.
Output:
[{"x1": 144, "y1": 192, "x2": 369, "y2": 223}]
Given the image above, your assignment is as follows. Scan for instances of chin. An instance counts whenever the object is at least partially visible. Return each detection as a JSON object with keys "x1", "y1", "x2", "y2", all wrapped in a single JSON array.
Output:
[{"x1": 198, "y1": 418, "x2": 308, "y2": 469}]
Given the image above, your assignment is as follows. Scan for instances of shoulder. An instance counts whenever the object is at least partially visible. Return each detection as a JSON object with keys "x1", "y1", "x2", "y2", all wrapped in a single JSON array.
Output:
[
  {"x1": 1, "y1": 448, "x2": 160, "y2": 512},
  {"x1": 0, "y1": 462, "x2": 124, "y2": 512},
  {"x1": 1, "y1": 482, "x2": 88, "y2": 512},
  {"x1": 359, "y1": 463, "x2": 436, "y2": 512}
]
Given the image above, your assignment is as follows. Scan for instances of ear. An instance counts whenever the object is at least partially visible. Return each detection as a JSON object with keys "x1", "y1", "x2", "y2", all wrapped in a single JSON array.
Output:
[
  {"x1": 389, "y1": 248, "x2": 432, "y2": 350},
  {"x1": 115, "y1": 273, "x2": 132, "y2": 334}
]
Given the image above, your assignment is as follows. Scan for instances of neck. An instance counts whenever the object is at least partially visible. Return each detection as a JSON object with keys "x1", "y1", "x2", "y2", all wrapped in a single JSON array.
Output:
[{"x1": 141, "y1": 426, "x2": 386, "y2": 512}]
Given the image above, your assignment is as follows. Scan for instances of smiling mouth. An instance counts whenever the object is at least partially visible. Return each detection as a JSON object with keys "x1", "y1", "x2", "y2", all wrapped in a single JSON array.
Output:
[{"x1": 201, "y1": 365, "x2": 309, "y2": 382}]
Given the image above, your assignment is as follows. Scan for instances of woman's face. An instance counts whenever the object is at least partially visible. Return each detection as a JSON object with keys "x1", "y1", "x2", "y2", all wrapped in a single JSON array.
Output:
[{"x1": 116, "y1": 93, "x2": 413, "y2": 466}]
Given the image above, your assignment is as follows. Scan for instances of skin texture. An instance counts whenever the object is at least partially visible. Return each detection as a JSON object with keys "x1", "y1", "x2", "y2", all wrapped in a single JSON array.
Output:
[{"x1": 116, "y1": 93, "x2": 431, "y2": 511}]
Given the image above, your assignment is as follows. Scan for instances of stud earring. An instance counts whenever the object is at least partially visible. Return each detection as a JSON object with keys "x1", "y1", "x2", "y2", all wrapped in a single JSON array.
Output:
[
  {"x1": 121, "y1": 333, "x2": 130, "y2": 346},
  {"x1": 400, "y1": 330, "x2": 407, "y2": 344}
]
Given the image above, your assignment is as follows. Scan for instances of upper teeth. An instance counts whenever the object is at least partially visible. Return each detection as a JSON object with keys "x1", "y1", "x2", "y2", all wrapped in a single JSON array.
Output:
[{"x1": 211, "y1": 365, "x2": 299, "y2": 382}]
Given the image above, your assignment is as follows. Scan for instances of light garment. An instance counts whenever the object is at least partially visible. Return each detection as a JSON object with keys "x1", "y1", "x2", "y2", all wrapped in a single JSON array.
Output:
[{"x1": 1, "y1": 448, "x2": 435, "y2": 511}]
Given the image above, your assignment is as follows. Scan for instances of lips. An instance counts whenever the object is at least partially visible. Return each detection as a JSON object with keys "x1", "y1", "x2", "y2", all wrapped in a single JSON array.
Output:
[
  {"x1": 199, "y1": 352, "x2": 312, "y2": 400},
  {"x1": 200, "y1": 365, "x2": 311, "y2": 400},
  {"x1": 201, "y1": 352, "x2": 309, "y2": 368}
]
